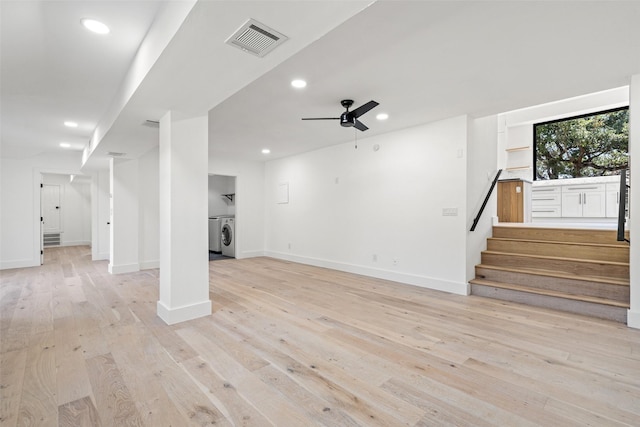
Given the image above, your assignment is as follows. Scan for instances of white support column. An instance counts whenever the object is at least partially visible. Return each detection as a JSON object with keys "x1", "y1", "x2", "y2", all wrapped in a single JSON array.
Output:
[
  {"x1": 628, "y1": 75, "x2": 640, "y2": 329},
  {"x1": 157, "y1": 112, "x2": 211, "y2": 325},
  {"x1": 108, "y1": 157, "x2": 140, "y2": 274}
]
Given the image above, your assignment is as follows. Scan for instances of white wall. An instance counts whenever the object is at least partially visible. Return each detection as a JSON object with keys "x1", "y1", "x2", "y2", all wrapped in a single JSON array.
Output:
[
  {"x1": 628, "y1": 75, "x2": 640, "y2": 329},
  {"x1": 42, "y1": 173, "x2": 91, "y2": 246},
  {"x1": 0, "y1": 152, "x2": 84, "y2": 269},
  {"x1": 139, "y1": 147, "x2": 160, "y2": 269},
  {"x1": 208, "y1": 174, "x2": 235, "y2": 217},
  {"x1": 264, "y1": 116, "x2": 469, "y2": 294},
  {"x1": 209, "y1": 155, "x2": 265, "y2": 259},
  {"x1": 466, "y1": 115, "x2": 499, "y2": 283}
]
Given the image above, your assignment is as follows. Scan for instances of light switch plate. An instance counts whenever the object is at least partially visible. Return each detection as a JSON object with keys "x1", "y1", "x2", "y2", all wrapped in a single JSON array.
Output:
[{"x1": 442, "y1": 207, "x2": 458, "y2": 216}]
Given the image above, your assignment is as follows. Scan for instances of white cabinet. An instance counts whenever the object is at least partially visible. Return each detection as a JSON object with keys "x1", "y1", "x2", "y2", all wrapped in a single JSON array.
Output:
[
  {"x1": 606, "y1": 183, "x2": 621, "y2": 218},
  {"x1": 531, "y1": 177, "x2": 619, "y2": 219},
  {"x1": 531, "y1": 186, "x2": 561, "y2": 217},
  {"x1": 560, "y1": 184, "x2": 605, "y2": 218}
]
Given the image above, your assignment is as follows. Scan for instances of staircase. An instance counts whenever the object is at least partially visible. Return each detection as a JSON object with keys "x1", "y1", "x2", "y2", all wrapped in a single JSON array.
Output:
[{"x1": 470, "y1": 226, "x2": 630, "y2": 323}]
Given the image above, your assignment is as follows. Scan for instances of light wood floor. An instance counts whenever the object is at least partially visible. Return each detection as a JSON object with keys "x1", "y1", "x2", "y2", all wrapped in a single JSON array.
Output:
[{"x1": 2, "y1": 246, "x2": 640, "y2": 426}]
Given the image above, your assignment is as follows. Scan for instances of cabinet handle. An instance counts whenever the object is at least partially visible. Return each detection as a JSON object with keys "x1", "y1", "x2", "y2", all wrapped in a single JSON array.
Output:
[
  {"x1": 533, "y1": 210, "x2": 556, "y2": 212},
  {"x1": 535, "y1": 198, "x2": 556, "y2": 201},
  {"x1": 617, "y1": 191, "x2": 620, "y2": 204},
  {"x1": 568, "y1": 186, "x2": 599, "y2": 190},
  {"x1": 533, "y1": 188, "x2": 556, "y2": 192},
  {"x1": 583, "y1": 193, "x2": 586, "y2": 204},
  {"x1": 578, "y1": 193, "x2": 581, "y2": 204}
]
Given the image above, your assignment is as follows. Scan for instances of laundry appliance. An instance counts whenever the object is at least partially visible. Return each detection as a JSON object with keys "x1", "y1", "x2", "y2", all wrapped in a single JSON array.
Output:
[
  {"x1": 208, "y1": 217, "x2": 222, "y2": 252},
  {"x1": 221, "y1": 217, "x2": 235, "y2": 258}
]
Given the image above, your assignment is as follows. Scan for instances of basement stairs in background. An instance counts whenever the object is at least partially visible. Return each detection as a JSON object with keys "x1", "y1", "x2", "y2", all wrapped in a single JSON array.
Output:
[{"x1": 470, "y1": 226, "x2": 630, "y2": 323}]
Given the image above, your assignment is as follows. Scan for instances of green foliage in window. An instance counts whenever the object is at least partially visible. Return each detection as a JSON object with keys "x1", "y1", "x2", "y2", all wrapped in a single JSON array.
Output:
[{"x1": 535, "y1": 108, "x2": 628, "y2": 180}]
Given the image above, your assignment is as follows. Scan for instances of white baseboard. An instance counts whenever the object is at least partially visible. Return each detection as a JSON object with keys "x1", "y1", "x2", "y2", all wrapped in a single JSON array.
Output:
[
  {"x1": 157, "y1": 299, "x2": 212, "y2": 325},
  {"x1": 92, "y1": 252, "x2": 109, "y2": 261},
  {"x1": 238, "y1": 250, "x2": 264, "y2": 259},
  {"x1": 61, "y1": 240, "x2": 91, "y2": 247},
  {"x1": 0, "y1": 258, "x2": 39, "y2": 270},
  {"x1": 264, "y1": 251, "x2": 468, "y2": 296},
  {"x1": 628, "y1": 309, "x2": 640, "y2": 329},
  {"x1": 108, "y1": 263, "x2": 140, "y2": 275},
  {"x1": 140, "y1": 260, "x2": 159, "y2": 270}
]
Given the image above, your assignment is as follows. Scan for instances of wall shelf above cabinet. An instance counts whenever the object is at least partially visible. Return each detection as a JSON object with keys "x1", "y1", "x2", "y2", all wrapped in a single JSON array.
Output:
[
  {"x1": 505, "y1": 146, "x2": 531, "y2": 152},
  {"x1": 222, "y1": 193, "x2": 235, "y2": 202},
  {"x1": 506, "y1": 165, "x2": 531, "y2": 171}
]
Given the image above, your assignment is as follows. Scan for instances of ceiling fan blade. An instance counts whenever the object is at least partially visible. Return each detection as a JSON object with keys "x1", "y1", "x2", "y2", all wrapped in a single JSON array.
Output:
[
  {"x1": 353, "y1": 119, "x2": 369, "y2": 131},
  {"x1": 301, "y1": 117, "x2": 340, "y2": 120},
  {"x1": 351, "y1": 100, "x2": 379, "y2": 118}
]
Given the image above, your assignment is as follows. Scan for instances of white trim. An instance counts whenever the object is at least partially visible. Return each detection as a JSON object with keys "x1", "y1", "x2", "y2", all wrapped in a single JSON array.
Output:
[
  {"x1": 628, "y1": 310, "x2": 640, "y2": 329},
  {"x1": 264, "y1": 251, "x2": 469, "y2": 296},
  {"x1": 237, "y1": 250, "x2": 264, "y2": 259},
  {"x1": 140, "y1": 260, "x2": 159, "y2": 270},
  {"x1": 108, "y1": 262, "x2": 140, "y2": 275},
  {"x1": 0, "y1": 259, "x2": 39, "y2": 270},
  {"x1": 156, "y1": 299, "x2": 211, "y2": 325},
  {"x1": 61, "y1": 241, "x2": 91, "y2": 247}
]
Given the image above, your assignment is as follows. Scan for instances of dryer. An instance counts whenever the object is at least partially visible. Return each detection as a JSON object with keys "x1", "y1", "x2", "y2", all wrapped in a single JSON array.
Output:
[
  {"x1": 208, "y1": 217, "x2": 222, "y2": 252},
  {"x1": 221, "y1": 217, "x2": 235, "y2": 258}
]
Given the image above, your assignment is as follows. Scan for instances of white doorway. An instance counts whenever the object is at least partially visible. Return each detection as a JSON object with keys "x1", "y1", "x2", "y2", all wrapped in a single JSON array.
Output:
[
  {"x1": 40, "y1": 173, "x2": 92, "y2": 257},
  {"x1": 42, "y1": 183, "x2": 62, "y2": 248}
]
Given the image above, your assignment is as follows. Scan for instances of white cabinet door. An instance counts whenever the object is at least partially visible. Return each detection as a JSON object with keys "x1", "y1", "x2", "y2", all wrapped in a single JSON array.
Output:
[
  {"x1": 606, "y1": 183, "x2": 620, "y2": 218},
  {"x1": 531, "y1": 186, "x2": 561, "y2": 218},
  {"x1": 561, "y1": 184, "x2": 606, "y2": 217},
  {"x1": 561, "y1": 192, "x2": 582, "y2": 217},
  {"x1": 582, "y1": 191, "x2": 606, "y2": 217}
]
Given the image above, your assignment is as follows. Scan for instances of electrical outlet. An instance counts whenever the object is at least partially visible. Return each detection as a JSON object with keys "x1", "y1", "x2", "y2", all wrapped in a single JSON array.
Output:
[
  {"x1": 442, "y1": 207, "x2": 458, "y2": 216},
  {"x1": 392, "y1": 258, "x2": 398, "y2": 265},
  {"x1": 372, "y1": 254, "x2": 378, "y2": 262},
  {"x1": 288, "y1": 243, "x2": 291, "y2": 250}
]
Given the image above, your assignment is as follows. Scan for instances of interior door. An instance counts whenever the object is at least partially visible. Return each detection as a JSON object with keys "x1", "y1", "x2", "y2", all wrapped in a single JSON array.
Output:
[
  {"x1": 40, "y1": 179, "x2": 44, "y2": 264},
  {"x1": 42, "y1": 184, "x2": 61, "y2": 233}
]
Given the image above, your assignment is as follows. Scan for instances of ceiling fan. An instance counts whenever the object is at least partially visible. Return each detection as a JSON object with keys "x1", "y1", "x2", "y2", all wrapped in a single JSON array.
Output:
[{"x1": 302, "y1": 99, "x2": 379, "y2": 131}]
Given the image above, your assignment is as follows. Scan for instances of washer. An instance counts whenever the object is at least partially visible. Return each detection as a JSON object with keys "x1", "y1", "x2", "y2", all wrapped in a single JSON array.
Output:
[{"x1": 221, "y1": 217, "x2": 235, "y2": 257}]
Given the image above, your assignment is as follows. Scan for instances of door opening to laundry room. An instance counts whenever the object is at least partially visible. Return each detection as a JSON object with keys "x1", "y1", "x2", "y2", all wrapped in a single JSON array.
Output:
[
  {"x1": 40, "y1": 173, "x2": 92, "y2": 263},
  {"x1": 208, "y1": 174, "x2": 236, "y2": 261}
]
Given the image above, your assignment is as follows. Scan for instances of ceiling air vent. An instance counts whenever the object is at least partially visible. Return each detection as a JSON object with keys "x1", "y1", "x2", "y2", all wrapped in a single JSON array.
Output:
[
  {"x1": 107, "y1": 152, "x2": 126, "y2": 157},
  {"x1": 225, "y1": 19, "x2": 288, "y2": 58}
]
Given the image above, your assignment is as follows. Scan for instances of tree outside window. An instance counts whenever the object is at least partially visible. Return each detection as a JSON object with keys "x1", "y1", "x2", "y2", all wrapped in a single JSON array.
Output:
[{"x1": 534, "y1": 107, "x2": 628, "y2": 180}]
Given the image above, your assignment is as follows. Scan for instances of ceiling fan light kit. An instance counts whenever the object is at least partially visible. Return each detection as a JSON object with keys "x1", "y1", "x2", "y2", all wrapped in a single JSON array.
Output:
[{"x1": 302, "y1": 99, "x2": 379, "y2": 132}]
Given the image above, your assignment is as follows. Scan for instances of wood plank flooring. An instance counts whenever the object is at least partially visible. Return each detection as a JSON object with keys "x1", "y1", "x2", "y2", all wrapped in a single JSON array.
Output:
[{"x1": 2, "y1": 245, "x2": 640, "y2": 426}]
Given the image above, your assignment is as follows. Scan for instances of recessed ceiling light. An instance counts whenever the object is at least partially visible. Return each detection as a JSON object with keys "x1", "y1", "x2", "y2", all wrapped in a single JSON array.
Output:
[
  {"x1": 376, "y1": 113, "x2": 389, "y2": 121},
  {"x1": 64, "y1": 121, "x2": 78, "y2": 128},
  {"x1": 291, "y1": 79, "x2": 307, "y2": 89},
  {"x1": 262, "y1": 148, "x2": 271, "y2": 154},
  {"x1": 81, "y1": 18, "x2": 110, "y2": 35},
  {"x1": 60, "y1": 142, "x2": 71, "y2": 148}
]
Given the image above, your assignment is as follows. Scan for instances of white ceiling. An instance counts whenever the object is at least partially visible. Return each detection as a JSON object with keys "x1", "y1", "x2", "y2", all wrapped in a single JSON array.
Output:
[
  {"x1": 2, "y1": 1, "x2": 640, "y2": 166},
  {"x1": 0, "y1": 0, "x2": 163, "y2": 158}
]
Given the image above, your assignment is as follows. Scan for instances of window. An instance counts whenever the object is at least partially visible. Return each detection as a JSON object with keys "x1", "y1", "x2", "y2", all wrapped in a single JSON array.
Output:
[{"x1": 534, "y1": 107, "x2": 628, "y2": 180}]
